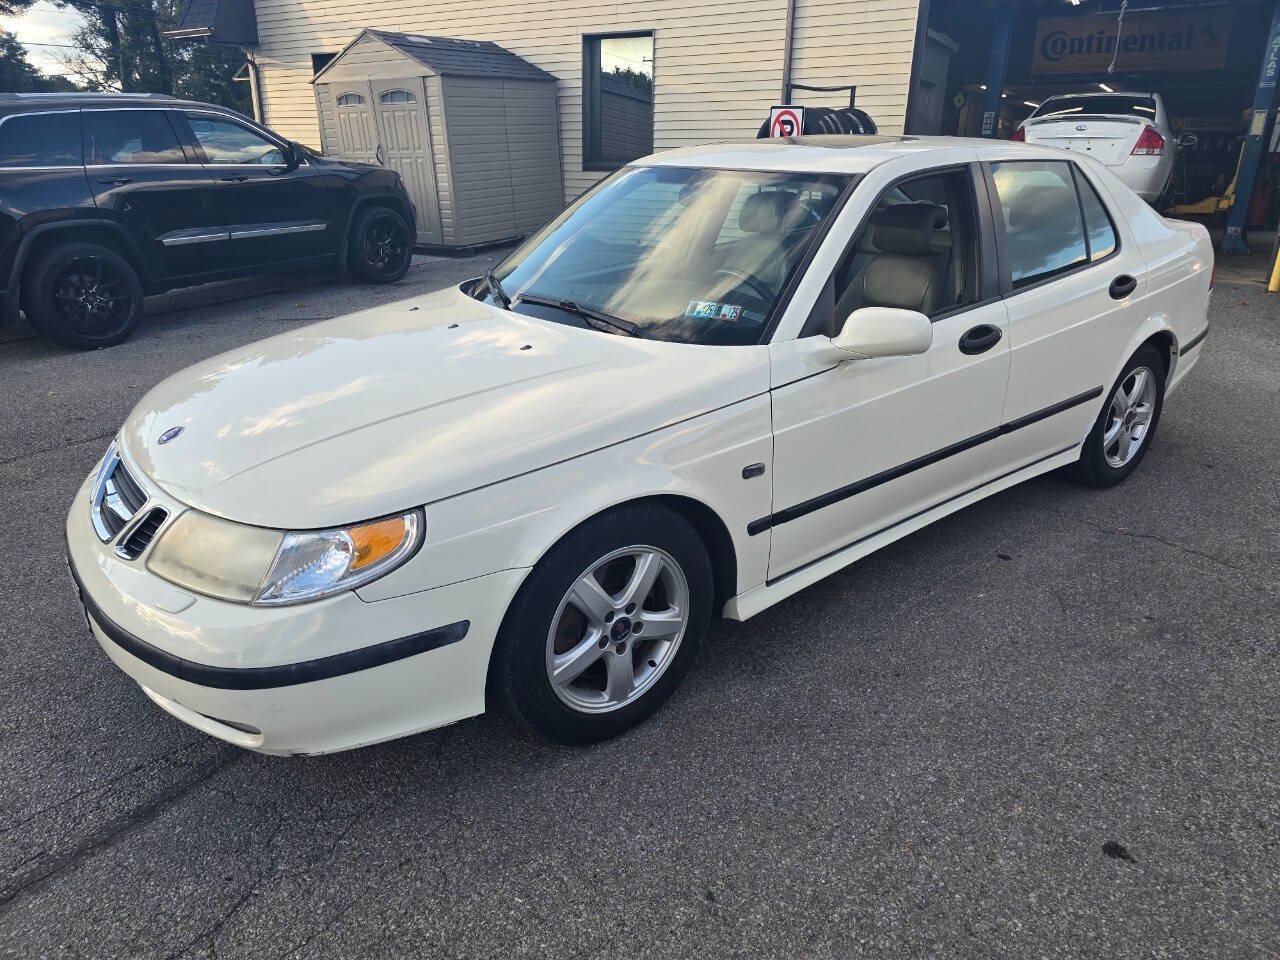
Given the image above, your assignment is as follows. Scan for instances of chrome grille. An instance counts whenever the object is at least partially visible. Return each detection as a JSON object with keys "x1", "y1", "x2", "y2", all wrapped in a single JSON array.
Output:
[
  {"x1": 90, "y1": 442, "x2": 148, "y2": 543},
  {"x1": 117, "y1": 507, "x2": 167, "y2": 559}
]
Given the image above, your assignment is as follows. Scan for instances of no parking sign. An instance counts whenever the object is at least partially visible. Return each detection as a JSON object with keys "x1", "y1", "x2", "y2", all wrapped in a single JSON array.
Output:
[{"x1": 768, "y1": 105, "x2": 805, "y2": 138}]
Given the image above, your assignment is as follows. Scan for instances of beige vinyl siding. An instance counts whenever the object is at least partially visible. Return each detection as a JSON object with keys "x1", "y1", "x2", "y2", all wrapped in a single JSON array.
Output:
[{"x1": 252, "y1": 0, "x2": 921, "y2": 203}]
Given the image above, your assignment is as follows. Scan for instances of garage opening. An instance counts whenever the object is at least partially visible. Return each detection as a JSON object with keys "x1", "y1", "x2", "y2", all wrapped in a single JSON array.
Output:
[{"x1": 907, "y1": 0, "x2": 1280, "y2": 264}]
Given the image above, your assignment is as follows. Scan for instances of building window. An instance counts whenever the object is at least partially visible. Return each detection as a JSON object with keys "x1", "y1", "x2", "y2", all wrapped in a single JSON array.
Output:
[
  {"x1": 336, "y1": 93, "x2": 365, "y2": 106},
  {"x1": 311, "y1": 52, "x2": 336, "y2": 75},
  {"x1": 583, "y1": 31, "x2": 654, "y2": 171},
  {"x1": 379, "y1": 89, "x2": 416, "y2": 104}
]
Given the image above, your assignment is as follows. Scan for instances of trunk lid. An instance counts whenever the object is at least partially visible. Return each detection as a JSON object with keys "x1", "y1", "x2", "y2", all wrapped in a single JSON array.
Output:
[{"x1": 1022, "y1": 115, "x2": 1147, "y2": 166}]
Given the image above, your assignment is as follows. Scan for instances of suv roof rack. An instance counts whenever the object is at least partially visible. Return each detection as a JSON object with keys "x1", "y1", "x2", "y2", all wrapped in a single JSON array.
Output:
[{"x1": 0, "y1": 92, "x2": 178, "y2": 101}]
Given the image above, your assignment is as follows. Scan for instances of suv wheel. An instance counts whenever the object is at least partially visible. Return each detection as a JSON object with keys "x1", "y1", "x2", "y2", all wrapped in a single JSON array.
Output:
[
  {"x1": 348, "y1": 206, "x2": 413, "y2": 283},
  {"x1": 23, "y1": 242, "x2": 144, "y2": 350}
]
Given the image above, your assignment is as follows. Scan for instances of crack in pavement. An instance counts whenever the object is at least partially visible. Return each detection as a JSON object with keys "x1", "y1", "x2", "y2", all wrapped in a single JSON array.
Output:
[{"x1": 0, "y1": 748, "x2": 240, "y2": 917}]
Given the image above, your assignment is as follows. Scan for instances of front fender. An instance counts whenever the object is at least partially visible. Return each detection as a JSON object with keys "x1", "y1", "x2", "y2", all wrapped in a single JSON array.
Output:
[{"x1": 356, "y1": 393, "x2": 774, "y2": 603}]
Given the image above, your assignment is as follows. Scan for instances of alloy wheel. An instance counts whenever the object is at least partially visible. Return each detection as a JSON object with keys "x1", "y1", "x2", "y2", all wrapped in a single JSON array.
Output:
[
  {"x1": 361, "y1": 215, "x2": 410, "y2": 277},
  {"x1": 1103, "y1": 365, "x2": 1157, "y2": 468},
  {"x1": 51, "y1": 256, "x2": 135, "y2": 340},
  {"x1": 545, "y1": 546, "x2": 690, "y2": 714}
]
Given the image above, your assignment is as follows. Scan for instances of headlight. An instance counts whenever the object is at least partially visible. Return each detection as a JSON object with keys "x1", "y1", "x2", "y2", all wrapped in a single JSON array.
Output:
[{"x1": 147, "y1": 510, "x2": 422, "y2": 606}]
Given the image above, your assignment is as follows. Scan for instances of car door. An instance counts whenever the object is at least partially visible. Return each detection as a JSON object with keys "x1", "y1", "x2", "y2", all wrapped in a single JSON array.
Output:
[
  {"x1": 765, "y1": 164, "x2": 1012, "y2": 580},
  {"x1": 981, "y1": 157, "x2": 1142, "y2": 475},
  {"x1": 176, "y1": 109, "x2": 345, "y2": 267},
  {"x1": 82, "y1": 106, "x2": 228, "y2": 283}
]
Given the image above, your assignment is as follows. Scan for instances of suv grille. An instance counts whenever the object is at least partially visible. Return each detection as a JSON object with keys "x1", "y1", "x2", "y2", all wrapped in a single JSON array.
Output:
[
  {"x1": 117, "y1": 507, "x2": 167, "y2": 560},
  {"x1": 90, "y1": 444, "x2": 148, "y2": 543}
]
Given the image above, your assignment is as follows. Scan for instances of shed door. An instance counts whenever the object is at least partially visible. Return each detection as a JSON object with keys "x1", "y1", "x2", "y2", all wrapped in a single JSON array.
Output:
[
  {"x1": 315, "y1": 84, "x2": 379, "y2": 165},
  {"x1": 371, "y1": 78, "x2": 441, "y2": 245}
]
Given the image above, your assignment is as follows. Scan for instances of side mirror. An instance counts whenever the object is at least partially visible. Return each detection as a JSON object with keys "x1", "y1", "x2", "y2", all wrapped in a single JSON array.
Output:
[
  {"x1": 283, "y1": 142, "x2": 303, "y2": 169},
  {"x1": 825, "y1": 306, "x2": 932, "y2": 361},
  {"x1": 1178, "y1": 133, "x2": 1198, "y2": 148}
]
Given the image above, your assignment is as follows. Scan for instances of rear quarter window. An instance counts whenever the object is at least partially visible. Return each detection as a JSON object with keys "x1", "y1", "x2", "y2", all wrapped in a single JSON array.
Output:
[{"x1": 0, "y1": 112, "x2": 82, "y2": 167}]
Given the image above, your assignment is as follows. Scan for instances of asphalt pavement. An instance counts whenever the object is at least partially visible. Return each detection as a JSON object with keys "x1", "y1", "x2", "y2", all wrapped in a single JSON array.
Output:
[{"x1": 0, "y1": 259, "x2": 1276, "y2": 959}]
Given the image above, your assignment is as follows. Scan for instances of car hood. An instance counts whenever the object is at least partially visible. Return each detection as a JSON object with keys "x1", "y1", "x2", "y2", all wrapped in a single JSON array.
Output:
[{"x1": 120, "y1": 285, "x2": 769, "y2": 529}]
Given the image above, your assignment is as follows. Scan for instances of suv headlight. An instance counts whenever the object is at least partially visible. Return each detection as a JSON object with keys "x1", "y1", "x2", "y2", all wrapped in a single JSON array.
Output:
[{"x1": 147, "y1": 509, "x2": 422, "y2": 606}]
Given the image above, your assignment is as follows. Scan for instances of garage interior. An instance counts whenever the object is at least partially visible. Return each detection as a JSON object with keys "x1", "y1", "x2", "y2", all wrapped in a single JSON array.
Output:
[{"x1": 907, "y1": 0, "x2": 1280, "y2": 270}]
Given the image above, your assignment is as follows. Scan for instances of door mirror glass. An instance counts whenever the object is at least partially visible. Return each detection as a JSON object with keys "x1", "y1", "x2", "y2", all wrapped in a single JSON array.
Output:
[{"x1": 830, "y1": 306, "x2": 932, "y2": 360}]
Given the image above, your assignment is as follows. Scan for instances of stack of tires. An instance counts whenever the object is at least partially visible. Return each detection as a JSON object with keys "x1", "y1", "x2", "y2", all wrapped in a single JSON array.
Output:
[{"x1": 756, "y1": 106, "x2": 878, "y2": 139}]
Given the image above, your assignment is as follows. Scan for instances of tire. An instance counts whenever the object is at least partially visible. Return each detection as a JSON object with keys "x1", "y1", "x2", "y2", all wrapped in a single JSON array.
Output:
[
  {"x1": 347, "y1": 205, "x2": 413, "y2": 283},
  {"x1": 1069, "y1": 345, "x2": 1166, "y2": 488},
  {"x1": 22, "y1": 242, "x2": 144, "y2": 350},
  {"x1": 489, "y1": 503, "x2": 714, "y2": 745}
]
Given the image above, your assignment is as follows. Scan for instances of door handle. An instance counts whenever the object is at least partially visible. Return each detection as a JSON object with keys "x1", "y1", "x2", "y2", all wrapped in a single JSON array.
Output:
[
  {"x1": 219, "y1": 174, "x2": 250, "y2": 182},
  {"x1": 97, "y1": 176, "x2": 132, "y2": 185},
  {"x1": 375, "y1": 145, "x2": 384, "y2": 165},
  {"x1": 958, "y1": 324, "x2": 1003, "y2": 355},
  {"x1": 1109, "y1": 274, "x2": 1138, "y2": 299}
]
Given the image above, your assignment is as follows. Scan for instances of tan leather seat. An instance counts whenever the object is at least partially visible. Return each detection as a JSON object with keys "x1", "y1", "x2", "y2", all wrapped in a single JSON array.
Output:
[{"x1": 836, "y1": 203, "x2": 950, "y2": 318}]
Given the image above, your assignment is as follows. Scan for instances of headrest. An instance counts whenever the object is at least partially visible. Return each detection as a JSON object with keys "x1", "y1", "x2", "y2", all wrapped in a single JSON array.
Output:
[
  {"x1": 740, "y1": 191, "x2": 805, "y2": 234},
  {"x1": 870, "y1": 203, "x2": 948, "y2": 255},
  {"x1": 1007, "y1": 185, "x2": 1078, "y2": 231}
]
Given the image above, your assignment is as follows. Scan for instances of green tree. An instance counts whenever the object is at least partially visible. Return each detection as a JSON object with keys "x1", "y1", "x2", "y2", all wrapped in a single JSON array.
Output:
[
  {"x1": 0, "y1": 28, "x2": 79, "y2": 91},
  {"x1": 57, "y1": 0, "x2": 249, "y2": 113}
]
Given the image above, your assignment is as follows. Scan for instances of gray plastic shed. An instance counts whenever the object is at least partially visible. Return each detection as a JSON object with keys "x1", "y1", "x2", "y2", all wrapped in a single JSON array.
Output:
[{"x1": 313, "y1": 30, "x2": 564, "y2": 249}]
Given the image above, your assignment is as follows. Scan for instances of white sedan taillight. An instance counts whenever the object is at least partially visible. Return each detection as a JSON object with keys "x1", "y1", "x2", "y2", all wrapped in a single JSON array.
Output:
[{"x1": 1132, "y1": 126, "x2": 1165, "y2": 156}]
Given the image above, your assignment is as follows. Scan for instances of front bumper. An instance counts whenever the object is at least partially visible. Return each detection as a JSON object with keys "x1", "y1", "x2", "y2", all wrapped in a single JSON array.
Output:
[{"x1": 66, "y1": 471, "x2": 526, "y2": 755}]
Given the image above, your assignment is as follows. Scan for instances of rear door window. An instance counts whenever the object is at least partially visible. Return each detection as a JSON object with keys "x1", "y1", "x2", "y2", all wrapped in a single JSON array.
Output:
[
  {"x1": 83, "y1": 109, "x2": 186, "y2": 165},
  {"x1": 0, "y1": 112, "x2": 82, "y2": 167},
  {"x1": 989, "y1": 160, "x2": 1087, "y2": 289},
  {"x1": 1075, "y1": 170, "x2": 1118, "y2": 262}
]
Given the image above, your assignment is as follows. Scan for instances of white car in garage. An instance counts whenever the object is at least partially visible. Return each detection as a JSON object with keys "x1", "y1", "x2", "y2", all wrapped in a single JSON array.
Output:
[
  {"x1": 1013, "y1": 92, "x2": 1179, "y2": 204},
  {"x1": 66, "y1": 136, "x2": 1213, "y2": 754}
]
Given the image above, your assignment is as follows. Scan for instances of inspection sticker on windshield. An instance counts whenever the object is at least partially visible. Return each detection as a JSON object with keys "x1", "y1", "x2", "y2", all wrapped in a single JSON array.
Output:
[{"x1": 686, "y1": 301, "x2": 744, "y2": 320}]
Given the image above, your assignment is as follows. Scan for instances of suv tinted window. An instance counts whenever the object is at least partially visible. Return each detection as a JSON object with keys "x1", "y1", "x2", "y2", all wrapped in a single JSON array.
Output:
[
  {"x1": 1076, "y1": 171, "x2": 1117, "y2": 261},
  {"x1": 0, "y1": 112, "x2": 82, "y2": 167},
  {"x1": 990, "y1": 160, "x2": 1087, "y2": 289},
  {"x1": 84, "y1": 110, "x2": 185, "y2": 165},
  {"x1": 185, "y1": 114, "x2": 284, "y2": 165}
]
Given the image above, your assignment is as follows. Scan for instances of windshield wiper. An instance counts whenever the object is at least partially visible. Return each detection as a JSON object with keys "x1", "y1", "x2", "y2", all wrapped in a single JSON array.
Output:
[
  {"x1": 484, "y1": 269, "x2": 511, "y2": 309},
  {"x1": 514, "y1": 292, "x2": 637, "y2": 337}
]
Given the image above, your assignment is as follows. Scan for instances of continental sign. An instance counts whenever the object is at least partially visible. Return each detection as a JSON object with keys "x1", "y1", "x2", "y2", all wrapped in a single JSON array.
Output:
[{"x1": 1032, "y1": 6, "x2": 1234, "y2": 75}]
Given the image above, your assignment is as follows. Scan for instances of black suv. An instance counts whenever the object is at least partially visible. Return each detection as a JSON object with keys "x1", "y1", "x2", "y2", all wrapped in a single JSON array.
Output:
[{"x1": 0, "y1": 93, "x2": 417, "y2": 349}]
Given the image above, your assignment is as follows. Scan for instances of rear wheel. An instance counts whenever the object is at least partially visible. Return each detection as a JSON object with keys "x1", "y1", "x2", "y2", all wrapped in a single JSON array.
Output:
[
  {"x1": 489, "y1": 504, "x2": 713, "y2": 744},
  {"x1": 22, "y1": 242, "x2": 143, "y2": 349},
  {"x1": 1069, "y1": 344, "x2": 1165, "y2": 488},
  {"x1": 347, "y1": 206, "x2": 413, "y2": 283}
]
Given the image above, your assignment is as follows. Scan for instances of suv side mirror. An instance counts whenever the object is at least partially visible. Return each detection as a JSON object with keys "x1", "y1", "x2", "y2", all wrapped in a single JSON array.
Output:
[
  {"x1": 283, "y1": 142, "x2": 303, "y2": 169},
  {"x1": 824, "y1": 306, "x2": 933, "y2": 361},
  {"x1": 1178, "y1": 133, "x2": 1198, "y2": 148}
]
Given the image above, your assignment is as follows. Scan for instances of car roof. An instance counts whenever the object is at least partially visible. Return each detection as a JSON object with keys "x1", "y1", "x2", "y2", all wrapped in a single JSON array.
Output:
[
  {"x1": 0, "y1": 93, "x2": 232, "y2": 113},
  {"x1": 637, "y1": 135, "x2": 1064, "y2": 175}
]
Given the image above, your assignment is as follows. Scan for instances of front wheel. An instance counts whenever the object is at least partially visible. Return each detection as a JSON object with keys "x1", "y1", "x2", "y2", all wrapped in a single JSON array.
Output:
[
  {"x1": 347, "y1": 206, "x2": 413, "y2": 283},
  {"x1": 489, "y1": 504, "x2": 713, "y2": 745},
  {"x1": 22, "y1": 242, "x2": 144, "y2": 349},
  {"x1": 1069, "y1": 345, "x2": 1165, "y2": 488}
]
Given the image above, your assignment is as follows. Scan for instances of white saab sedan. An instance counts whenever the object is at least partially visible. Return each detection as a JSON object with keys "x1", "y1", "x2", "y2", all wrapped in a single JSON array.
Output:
[{"x1": 66, "y1": 136, "x2": 1212, "y2": 754}]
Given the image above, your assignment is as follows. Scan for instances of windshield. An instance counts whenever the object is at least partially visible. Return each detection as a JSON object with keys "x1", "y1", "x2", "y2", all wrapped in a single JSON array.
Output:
[
  {"x1": 481, "y1": 165, "x2": 852, "y2": 345},
  {"x1": 1031, "y1": 95, "x2": 1157, "y2": 120}
]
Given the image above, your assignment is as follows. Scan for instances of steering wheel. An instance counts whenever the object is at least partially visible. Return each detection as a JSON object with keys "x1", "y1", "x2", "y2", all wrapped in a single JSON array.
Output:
[{"x1": 710, "y1": 267, "x2": 774, "y2": 302}]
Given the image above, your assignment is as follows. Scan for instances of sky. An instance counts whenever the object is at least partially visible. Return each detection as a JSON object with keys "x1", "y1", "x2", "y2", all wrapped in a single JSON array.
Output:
[{"x1": 3, "y1": 1, "x2": 86, "y2": 75}]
